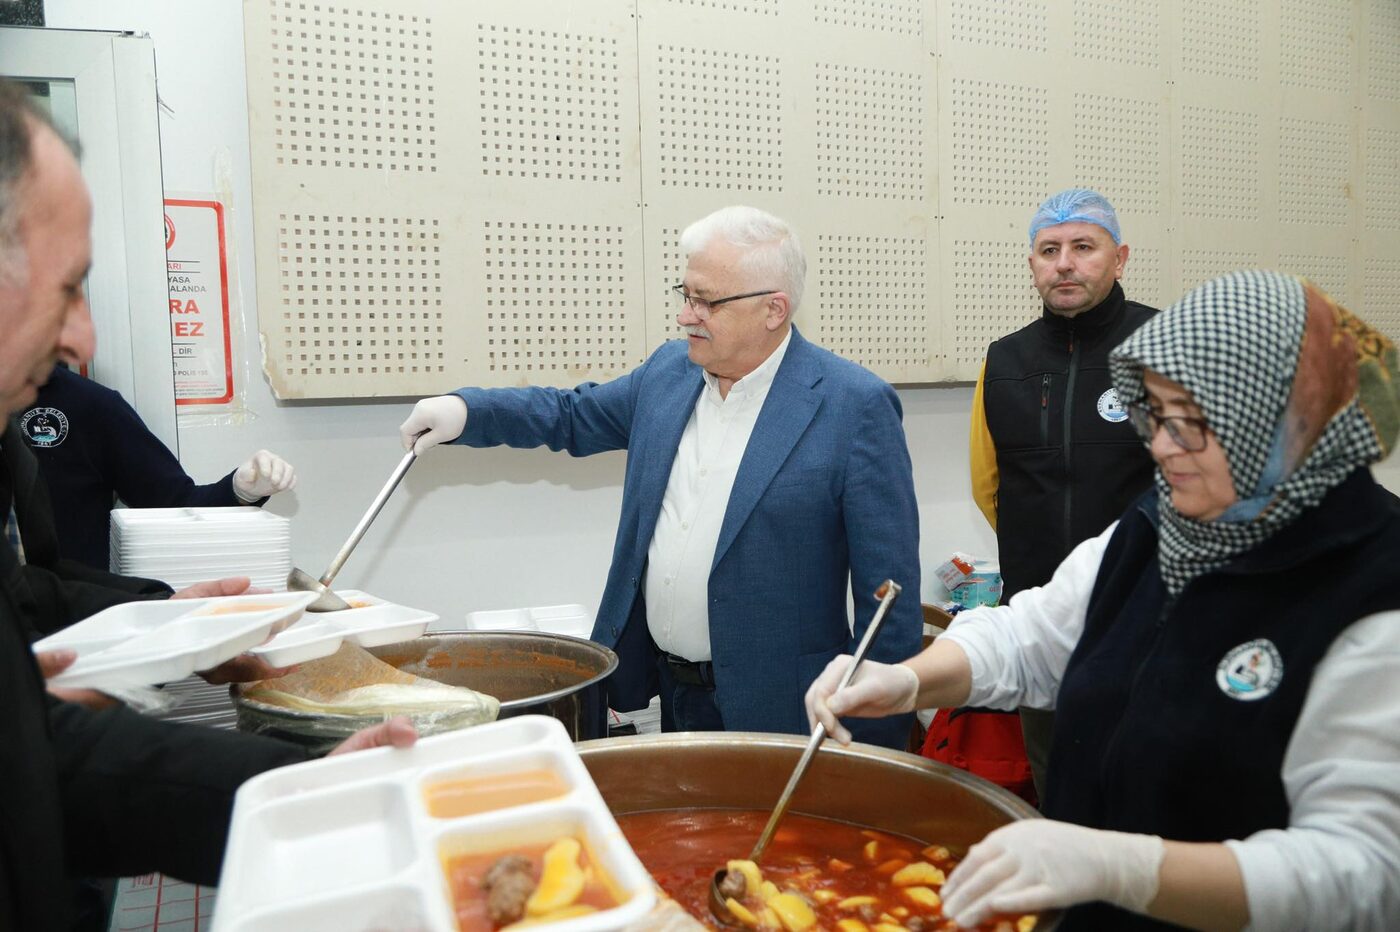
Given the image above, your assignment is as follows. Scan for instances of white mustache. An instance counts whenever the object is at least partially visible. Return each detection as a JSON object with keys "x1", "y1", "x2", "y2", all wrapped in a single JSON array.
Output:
[{"x1": 683, "y1": 325, "x2": 710, "y2": 339}]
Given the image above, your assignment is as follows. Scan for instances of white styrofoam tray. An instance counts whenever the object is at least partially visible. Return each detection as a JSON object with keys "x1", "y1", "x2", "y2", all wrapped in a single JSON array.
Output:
[
  {"x1": 214, "y1": 716, "x2": 656, "y2": 932},
  {"x1": 249, "y1": 589, "x2": 438, "y2": 667},
  {"x1": 35, "y1": 591, "x2": 318, "y2": 691}
]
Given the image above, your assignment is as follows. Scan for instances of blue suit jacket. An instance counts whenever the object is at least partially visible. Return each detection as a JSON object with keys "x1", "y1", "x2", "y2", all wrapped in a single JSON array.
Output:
[{"x1": 455, "y1": 328, "x2": 921, "y2": 748}]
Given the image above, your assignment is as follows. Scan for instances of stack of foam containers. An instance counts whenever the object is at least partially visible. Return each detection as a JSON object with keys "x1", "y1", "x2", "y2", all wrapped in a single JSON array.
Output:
[
  {"x1": 109, "y1": 507, "x2": 291, "y2": 592},
  {"x1": 213, "y1": 716, "x2": 655, "y2": 932}
]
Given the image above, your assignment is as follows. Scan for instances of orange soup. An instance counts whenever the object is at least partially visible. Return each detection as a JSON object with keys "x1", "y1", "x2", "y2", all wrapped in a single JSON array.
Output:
[
  {"x1": 617, "y1": 809, "x2": 1034, "y2": 931},
  {"x1": 445, "y1": 836, "x2": 622, "y2": 931},
  {"x1": 425, "y1": 769, "x2": 569, "y2": 819}
]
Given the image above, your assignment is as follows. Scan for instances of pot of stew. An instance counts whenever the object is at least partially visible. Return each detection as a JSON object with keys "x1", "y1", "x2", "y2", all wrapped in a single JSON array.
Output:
[{"x1": 577, "y1": 732, "x2": 1060, "y2": 931}]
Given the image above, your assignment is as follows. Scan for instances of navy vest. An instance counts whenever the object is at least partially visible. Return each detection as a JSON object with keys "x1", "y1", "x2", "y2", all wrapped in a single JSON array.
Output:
[{"x1": 1043, "y1": 469, "x2": 1400, "y2": 930}]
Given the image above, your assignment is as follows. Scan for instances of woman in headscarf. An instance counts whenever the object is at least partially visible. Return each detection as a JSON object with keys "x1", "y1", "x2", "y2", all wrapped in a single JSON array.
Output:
[{"x1": 808, "y1": 270, "x2": 1400, "y2": 931}]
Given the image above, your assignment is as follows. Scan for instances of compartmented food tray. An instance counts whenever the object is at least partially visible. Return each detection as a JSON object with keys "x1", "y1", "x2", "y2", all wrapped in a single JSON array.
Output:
[
  {"x1": 249, "y1": 589, "x2": 438, "y2": 667},
  {"x1": 214, "y1": 716, "x2": 656, "y2": 932},
  {"x1": 34, "y1": 591, "x2": 318, "y2": 691}
]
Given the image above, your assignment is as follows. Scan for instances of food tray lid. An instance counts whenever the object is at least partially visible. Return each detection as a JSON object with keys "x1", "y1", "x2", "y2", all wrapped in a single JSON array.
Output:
[{"x1": 34, "y1": 591, "x2": 317, "y2": 691}]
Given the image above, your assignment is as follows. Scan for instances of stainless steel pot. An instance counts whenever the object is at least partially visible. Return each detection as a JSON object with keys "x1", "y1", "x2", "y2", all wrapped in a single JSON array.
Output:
[
  {"x1": 576, "y1": 732, "x2": 1060, "y2": 930},
  {"x1": 233, "y1": 631, "x2": 617, "y2": 753}
]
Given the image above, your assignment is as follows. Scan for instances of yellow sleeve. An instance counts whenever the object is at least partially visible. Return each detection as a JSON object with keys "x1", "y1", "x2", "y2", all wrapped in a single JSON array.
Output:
[{"x1": 969, "y1": 360, "x2": 999, "y2": 531}]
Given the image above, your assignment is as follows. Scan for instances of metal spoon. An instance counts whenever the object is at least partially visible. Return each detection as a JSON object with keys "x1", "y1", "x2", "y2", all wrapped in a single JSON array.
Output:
[
  {"x1": 287, "y1": 446, "x2": 419, "y2": 612},
  {"x1": 708, "y1": 579, "x2": 904, "y2": 925}
]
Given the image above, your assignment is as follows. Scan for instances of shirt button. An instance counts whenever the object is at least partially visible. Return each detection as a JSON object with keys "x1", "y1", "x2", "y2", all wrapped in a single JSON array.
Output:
[
  {"x1": 681, "y1": 522, "x2": 689, "y2": 530},
  {"x1": 700, "y1": 468, "x2": 708, "y2": 477},
  {"x1": 664, "y1": 577, "x2": 672, "y2": 586}
]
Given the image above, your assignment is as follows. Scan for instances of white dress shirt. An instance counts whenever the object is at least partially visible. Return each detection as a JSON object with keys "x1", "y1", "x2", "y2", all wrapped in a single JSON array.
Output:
[
  {"x1": 942, "y1": 525, "x2": 1400, "y2": 931},
  {"x1": 644, "y1": 329, "x2": 792, "y2": 662}
]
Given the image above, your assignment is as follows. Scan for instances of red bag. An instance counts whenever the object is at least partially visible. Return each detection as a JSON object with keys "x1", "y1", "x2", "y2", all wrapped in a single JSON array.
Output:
[{"x1": 921, "y1": 707, "x2": 1037, "y2": 806}]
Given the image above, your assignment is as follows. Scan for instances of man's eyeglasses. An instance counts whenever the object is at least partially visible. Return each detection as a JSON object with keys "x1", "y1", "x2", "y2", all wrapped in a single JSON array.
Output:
[
  {"x1": 1125, "y1": 402, "x2": 1211, "y2": 452},
  {"x1": 670, "y1": 284, "x2": 778, "y2": 321}
]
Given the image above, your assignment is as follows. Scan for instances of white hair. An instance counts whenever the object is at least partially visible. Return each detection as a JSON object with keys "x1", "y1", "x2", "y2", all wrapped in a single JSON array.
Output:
[{"x1": 679, "y1": 205, "x2": 806, "y2": 315}]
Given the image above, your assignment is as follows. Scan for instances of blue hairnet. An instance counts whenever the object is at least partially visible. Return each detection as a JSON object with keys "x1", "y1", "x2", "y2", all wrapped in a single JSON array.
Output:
[{"x1": 1028, "y1": 188, "x2": 1121, "y2": 246}]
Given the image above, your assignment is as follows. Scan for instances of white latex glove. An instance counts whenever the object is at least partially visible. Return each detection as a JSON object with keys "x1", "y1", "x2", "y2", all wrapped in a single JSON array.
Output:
[
  {"x1": 399, "y1": 394, "x2": 467, "y2": 454},
  {"x1": 940, "y1": 820, "x2": 1165, "y2": 928},
  {"x1": 804, "y1": 654, "x2": 920, "y2": 745},
  {"x1": 233, "y1": 450, "x2": 297, "y2": 502}
]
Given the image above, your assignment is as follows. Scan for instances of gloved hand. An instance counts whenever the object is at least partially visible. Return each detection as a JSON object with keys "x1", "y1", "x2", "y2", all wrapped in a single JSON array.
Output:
[
  {"x1": 805, "y1": 655, "x2": 920, "y2": 745},
  {"x1": 399, "y1": 394, "x2": 468, "y2": 454},
  {"x1": 233, "y1": 450, "x2": 296, "y2": 502},
  {"x1": 941, "y1": 819, "x2": 1165, "y2": 928}
]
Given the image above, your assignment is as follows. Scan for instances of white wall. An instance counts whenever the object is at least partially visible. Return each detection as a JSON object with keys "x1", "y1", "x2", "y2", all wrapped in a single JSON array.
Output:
[{"x1": 41, "y1": 1, "x2": 1397, "y2": 623}]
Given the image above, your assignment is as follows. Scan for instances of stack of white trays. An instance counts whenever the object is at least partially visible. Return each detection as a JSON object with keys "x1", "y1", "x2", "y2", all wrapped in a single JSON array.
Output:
[
  {"x1": 109, "y1": 507, "x2": 290, "y2": 592},
  {"x1": 214, "y1": 716, "x2": 656, "y2": 932}
]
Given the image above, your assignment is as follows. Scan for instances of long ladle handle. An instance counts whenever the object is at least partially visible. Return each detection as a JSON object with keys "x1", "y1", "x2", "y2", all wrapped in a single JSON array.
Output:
[
  {"x1": 318, "y1": 447, "x2": 418, "y2": 587},
  {"x1": 747, "y1": 579, "x2": 903, "y2": 863}
]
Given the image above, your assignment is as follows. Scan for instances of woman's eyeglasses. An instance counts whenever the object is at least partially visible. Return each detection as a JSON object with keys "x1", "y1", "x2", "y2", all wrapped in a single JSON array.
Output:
[{"x1": 1125, "y1": 402, "x2": 1211, "y2": 452}]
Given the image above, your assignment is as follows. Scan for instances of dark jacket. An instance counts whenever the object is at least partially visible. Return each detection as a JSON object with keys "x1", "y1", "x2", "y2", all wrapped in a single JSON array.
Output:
[
  {"x1": 1045, "y1": 469, "x2": 1400, "y2": 931},
  {"x1": 3, "y1": 422, "x2": 171, "y2": 637},
  {"x1": 0, "y1": 545, "x2": 310, "y2": 930},
  {"x1": 19, "y1": 366, "x2": 252, "y2": 570},
  {"x1": 981, "y1": 284, "x2": 1155, "y2": 598}
]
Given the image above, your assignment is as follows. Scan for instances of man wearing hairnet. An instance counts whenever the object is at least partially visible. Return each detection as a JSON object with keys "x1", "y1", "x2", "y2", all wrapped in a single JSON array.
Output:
[{"x1": 965, "y1": 189, "x2": 1157, "y2": 799}]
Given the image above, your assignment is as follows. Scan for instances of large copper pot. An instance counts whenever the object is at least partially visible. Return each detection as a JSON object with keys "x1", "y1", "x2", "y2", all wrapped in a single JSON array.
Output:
[{"x1": 577, "y1": 732, "x2": 1060, "y2": 929}]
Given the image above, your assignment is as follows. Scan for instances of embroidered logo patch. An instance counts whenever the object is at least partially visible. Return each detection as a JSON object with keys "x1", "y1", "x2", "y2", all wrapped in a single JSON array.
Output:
[
  {"x1": 20, "y1": 407, "x2": 68, "y2": 448},
  {"x1": 1096, "y1": 388, "x2": 1128, "y2": 423},
  {"x1": 1216, "y1": 639, "x2": 1283, "y2": 701}
]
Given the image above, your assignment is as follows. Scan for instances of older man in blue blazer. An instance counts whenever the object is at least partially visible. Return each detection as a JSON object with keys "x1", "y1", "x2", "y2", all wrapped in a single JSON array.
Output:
[{"x1": 401, "y1": 206, "x2": 921, "y2": 748}]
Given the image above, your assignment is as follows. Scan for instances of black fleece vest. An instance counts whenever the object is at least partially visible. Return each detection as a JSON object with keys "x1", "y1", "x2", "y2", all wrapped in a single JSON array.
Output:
[
  {"x1": 1043, "y1": 470, "x2": 1400, "y2": 931},
  {"x1": 984, "y1": 284, "x2": 1156, "y2": 599}
]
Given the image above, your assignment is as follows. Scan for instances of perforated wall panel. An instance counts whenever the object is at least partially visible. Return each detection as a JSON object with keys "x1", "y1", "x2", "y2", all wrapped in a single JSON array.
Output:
[
  {"x1": 1072, "y1": 0, "x2": 1161, "y2": 69},
  {"x1": 1364, "y1": 127, "x2": 1400, "y2": 232},
  {"x1": 814, "y1": 63, "x2": 926, "y2": 201},
  {"x1": 815, "y1": 235, "x2": 932, "y2": 372},
  {"x1": 949, "y1": 239, "x2": 1039, "y2": 367},
  {"x1": 268, "y1": 1, "x2": 437, "y2": 174},
  {"x1": 1278, "y1": 118, "x2": 1352, "y2": 227},
  {"x1": 1180, "y1": 106, "x2": 1261, "y2": 221},
  {"x1": 1368, "y1": 0, "x2": 1400, "y2": 101},
  {"x1": 244, "y1": 0, "x2": 1400, "y2": 395},
  {"x1": 1281, "y1": 0, "x2": 1353, "y2": 95},
  {"x1": 276, "y1": 212, "x2": 444, "y2": 378},
  {"x1": 1073, "y1": 94, "x2": 1164, "y2": 213},
  {"x1": 1363, "y1": 257, "x2": 1400, "y2": 338},
  {"x1": 1280, "y1": 253, "x2": 1350, "y2": 303},
  {"x1": 813, "y1": 0, "x2": 923, "y2": 36},
  {"x1": 477, "y1": 24, "x2": 624, "y2": 184},
  {"x1": 1180, "y1": 0, "x2": 1260, "y2": 82},
  {"x1": 950, "y1": 78, "x2": 1049, "y2": 208}
]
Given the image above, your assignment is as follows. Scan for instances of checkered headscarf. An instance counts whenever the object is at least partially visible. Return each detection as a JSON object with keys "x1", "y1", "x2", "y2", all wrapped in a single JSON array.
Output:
[{"x1": 1110, "y1": 269, "x2": 1399, "y2": 595}]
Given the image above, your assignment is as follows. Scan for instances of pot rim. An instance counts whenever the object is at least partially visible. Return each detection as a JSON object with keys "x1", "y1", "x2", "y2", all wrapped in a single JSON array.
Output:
[
  {"x1": 576, "y1": 731, "x2": 1044, "y2": 822},
  {"x1": 231, "y1": 629, "x2": 619, "y2": 723}
]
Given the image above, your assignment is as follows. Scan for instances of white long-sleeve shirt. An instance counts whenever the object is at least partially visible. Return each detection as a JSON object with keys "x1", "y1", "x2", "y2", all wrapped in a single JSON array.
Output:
[
  {"x1": 644, "y1": 330, "x2": 791, "y2": 662},
  {"x1": 942, "y1": 524, "x2": 1400, "y2": 931}
]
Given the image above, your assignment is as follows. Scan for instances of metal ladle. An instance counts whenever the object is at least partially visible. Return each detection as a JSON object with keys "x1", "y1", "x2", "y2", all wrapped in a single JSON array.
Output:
[
  {"x1": 708, "y1": 579, "x2": 904, "y2": 925},
  {"x1": 287, "y1": 446, "x2": 419, "y2": 612}
]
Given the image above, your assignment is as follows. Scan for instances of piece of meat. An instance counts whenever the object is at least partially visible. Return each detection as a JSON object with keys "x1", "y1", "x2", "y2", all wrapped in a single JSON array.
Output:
[
  {"x1": 483, "y1": 854, "x2": 538, "y2": 927},
  {"x1": 717, "y1": 869, "x2": 747, "y2": 901}
]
